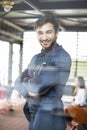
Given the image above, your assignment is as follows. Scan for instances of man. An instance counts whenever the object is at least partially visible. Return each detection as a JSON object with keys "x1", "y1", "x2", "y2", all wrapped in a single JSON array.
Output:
[{"x1": 14, "y1": 12, "x2": 71, "y2": 130}]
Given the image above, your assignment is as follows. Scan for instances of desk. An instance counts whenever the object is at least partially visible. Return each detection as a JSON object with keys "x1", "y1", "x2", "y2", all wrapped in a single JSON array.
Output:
[{"x1": 64, "y1": 105, "x2": 87, "y2": 130}]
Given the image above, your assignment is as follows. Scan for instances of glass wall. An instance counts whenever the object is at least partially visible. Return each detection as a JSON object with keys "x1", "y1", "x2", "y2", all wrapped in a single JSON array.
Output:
[
  {"x1": 23, "y1": 31, "x2": 87, "y2": 83},
  {"x1": 0, "y1": 41, "x2": 20, "y2": 86},
  {"x1": 0, "y1": 31, "x2": 87, "y2": 85},
  {"x1": 0, "y1": 41, "x2": 9, "y2": 85}
]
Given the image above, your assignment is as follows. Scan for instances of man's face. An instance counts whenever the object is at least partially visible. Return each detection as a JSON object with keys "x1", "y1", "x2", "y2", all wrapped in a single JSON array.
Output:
[{"x1": 36, "y1": 23, "x2": 58, "y2": 49}]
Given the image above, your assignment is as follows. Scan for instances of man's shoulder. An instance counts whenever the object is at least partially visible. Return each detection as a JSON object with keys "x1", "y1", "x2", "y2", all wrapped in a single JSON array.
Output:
[
  {"x1": 31, "y1": 53, "x2": 41, "y2": 59},
  {"x1": 55, "y1": 44, "x2": 71, "y2": 59}
]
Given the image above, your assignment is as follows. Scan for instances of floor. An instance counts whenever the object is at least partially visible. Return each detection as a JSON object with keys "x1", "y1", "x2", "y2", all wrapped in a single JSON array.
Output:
[
  {"x1": 0, "y1": 104, "x2": 28, "y2": 130},
  {"x1": 0, "y1": 104, "x2": 70, "y2": 130}
]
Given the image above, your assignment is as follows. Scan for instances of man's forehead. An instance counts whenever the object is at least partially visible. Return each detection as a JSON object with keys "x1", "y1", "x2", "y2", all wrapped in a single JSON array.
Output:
[{"x1": 36, "y1": 23, "x2": 54, "y2": 32}]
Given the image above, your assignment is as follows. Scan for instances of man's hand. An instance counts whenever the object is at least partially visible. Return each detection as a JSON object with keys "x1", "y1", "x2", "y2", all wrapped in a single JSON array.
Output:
[{"x1": 28, "y1": 88, "x2": 50, "y2": 97}]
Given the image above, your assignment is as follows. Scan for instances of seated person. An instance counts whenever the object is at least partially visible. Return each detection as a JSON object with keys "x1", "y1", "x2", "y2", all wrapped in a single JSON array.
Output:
[
  {"x1": 65, "y1": 76, "x2": 87, "y2": 126},
  {"x1": 72, "y1": 76, "x2": 87, "y2": 107}
]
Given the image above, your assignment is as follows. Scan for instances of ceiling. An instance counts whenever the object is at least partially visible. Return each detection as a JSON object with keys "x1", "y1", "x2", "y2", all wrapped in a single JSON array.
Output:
[{"x1": 0, "y1": 0, "x2": 87, "y2": 43}]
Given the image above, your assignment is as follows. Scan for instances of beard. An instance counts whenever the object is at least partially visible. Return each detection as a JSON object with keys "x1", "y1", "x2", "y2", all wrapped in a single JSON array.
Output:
[{"x1": 39, "y1": 36, "x2": 57, "y2": 49}]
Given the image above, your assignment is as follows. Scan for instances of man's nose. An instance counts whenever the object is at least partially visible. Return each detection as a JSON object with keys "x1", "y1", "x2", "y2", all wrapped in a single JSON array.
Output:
[{"x1": 42, "y1": 33, "x2": 48, "y2": 40}]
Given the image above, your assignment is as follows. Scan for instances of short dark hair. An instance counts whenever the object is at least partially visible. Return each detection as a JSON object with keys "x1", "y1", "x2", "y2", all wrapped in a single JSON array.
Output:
[
  {"x1": 34, "y1": 11, "x2": 59, "y2": 32},
  {"x1": 77, "y1": 76, "x2": 85, "y2": 88}
]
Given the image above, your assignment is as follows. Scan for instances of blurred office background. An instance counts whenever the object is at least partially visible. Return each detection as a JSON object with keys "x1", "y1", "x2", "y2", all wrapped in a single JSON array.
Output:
[{"x1": 0, "y1": 31, "x2": 87, "y2": 86}]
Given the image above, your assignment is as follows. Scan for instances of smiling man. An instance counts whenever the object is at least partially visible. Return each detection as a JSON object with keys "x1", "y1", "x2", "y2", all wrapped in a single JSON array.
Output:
[
  {"x1": 36, "y1": 22, "x2": 57, "y2": 49},
  {"x1": 14, "y1": 12, "x2": 71, "y2": 130}
]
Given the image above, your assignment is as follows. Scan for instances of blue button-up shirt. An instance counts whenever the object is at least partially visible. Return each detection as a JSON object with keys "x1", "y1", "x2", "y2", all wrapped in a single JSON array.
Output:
[{"x1": 15, "y1": 43, "x2": 71, "y2": 111}]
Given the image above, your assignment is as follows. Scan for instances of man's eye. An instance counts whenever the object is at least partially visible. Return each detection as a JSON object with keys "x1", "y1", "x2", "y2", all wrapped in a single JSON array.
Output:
[
  {"x1": 46, "y1": 30, "x2": 53, "y2": 34},
  {"x1": 37, "y1": 30, "x2": 53, "y2": 35},
  {"x1": 38, "y1": 32, "x2": 43, "y2": 35}
]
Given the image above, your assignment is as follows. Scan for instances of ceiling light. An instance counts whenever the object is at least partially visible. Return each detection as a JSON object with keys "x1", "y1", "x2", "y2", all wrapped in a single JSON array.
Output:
[{"x1": 1, "y1": 0, "x2": 14, "y2": 12}]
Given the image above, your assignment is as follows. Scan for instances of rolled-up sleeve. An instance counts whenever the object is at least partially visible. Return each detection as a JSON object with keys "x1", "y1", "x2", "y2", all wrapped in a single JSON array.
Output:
[
  {"x1": 14, "y1": 50, "x2": 71, "y2": 97},
  {"x1": 14, "y1": 69, "x2": 30, "y2": 97},
  {"x1": 26, "y1": 55, "x2": 71, "y2": 95}
]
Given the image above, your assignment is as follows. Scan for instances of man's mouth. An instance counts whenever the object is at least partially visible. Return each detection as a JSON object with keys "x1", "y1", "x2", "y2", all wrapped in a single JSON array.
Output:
[
  {"x1": 40, "y1": 39, "x2": 50, "y2": 43},
  {"x1": 42, "y1": 41, "x2": 50, "y2": 46}
]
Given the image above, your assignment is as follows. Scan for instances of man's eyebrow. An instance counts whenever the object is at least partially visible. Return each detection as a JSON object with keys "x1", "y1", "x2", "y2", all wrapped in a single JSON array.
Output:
[{"x1": 37, "y1": 30, "x2": 53, "y2": 33}]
